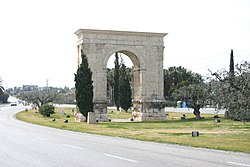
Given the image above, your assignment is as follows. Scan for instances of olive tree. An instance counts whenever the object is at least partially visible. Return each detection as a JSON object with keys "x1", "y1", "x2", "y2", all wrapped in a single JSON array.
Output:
[
  {"x1": 164, "y1": 66, "x2": 203, "y2": 100},
  {"x1": 18, "y1": 90, "x2": 58, "y2": 108},
  {"x1": 210, "y1": 61, "x2": 250, "y2": 121},
  {"x1": 172, "y1": 83, "x2": 210, "y2": 119}
]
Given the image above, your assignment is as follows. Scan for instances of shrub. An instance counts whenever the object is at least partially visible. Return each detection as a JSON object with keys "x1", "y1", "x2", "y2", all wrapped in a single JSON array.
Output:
[
  {"x1": 0, "y1": 93, "x2": 9, "y2": 103},
  {"x1": 39, "y1": 104, "x2": 55, "y2": 117},
  {"x1": 165, "y1": 100, "x2": 176, "y2": 107}
]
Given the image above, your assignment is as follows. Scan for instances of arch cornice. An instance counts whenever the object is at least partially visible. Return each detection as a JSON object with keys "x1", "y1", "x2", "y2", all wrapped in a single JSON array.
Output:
[{"x1": 75, "y1": 29, "x2": 167, "y2": 38}]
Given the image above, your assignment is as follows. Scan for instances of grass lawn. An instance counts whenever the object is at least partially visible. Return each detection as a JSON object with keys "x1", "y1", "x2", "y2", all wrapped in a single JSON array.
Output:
[{"x1": 16, "y1": 108, "x2": 250, "y2": 153}]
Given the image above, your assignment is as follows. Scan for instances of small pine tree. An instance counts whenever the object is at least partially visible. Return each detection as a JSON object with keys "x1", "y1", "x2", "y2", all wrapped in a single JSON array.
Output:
[
  {"x1": 114, "y1": 52, "x2": 120, "y2": 111},
  {"x1": 74, "y1": 50, "x2": 94, "y2": 119},
  {"x1": 119, "y1": 64, "x2": 132, "y2": 112}
]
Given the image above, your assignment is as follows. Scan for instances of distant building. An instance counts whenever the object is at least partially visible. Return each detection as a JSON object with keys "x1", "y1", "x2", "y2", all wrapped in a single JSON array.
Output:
[{"x1": 22, "y1": 85, "x2": 38, "y2": 91}]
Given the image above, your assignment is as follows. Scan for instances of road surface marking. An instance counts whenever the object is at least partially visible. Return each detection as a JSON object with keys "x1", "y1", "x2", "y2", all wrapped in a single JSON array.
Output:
[
  {"x1": 103, "y1": 153, "x2": 138, "y2": 163},
  {"x1": 227, "y1": 162, "x2": 250, "y2": 167},
  {"x1": 63, "y1": 144, "x2": 84, "y2": 150}
]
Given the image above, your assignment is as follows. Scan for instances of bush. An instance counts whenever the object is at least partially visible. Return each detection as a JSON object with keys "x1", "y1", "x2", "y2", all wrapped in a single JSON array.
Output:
[
  {"x1": 0, "y1": 93, "x2": 9, "y2": 103},
  {"x1": 165, "y1": 100, "x2": 176, "y2": 107},
  {"x1": 39, "y1": 104, "x2": 55, "y2": 117}
]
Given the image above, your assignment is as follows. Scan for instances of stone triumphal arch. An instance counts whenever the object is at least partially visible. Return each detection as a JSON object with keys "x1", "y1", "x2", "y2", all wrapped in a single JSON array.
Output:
[{"x1": 75, "y1": 29, "x2": 167, "y2": 121}]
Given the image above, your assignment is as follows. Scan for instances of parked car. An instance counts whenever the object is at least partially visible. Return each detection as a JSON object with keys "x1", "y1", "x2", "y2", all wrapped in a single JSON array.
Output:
[{"x1": 10, "y1": 102, "x2": 17, "y2": 106}]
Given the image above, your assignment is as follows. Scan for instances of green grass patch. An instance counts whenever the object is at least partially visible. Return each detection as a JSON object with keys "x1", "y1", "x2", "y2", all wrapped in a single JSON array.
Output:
[
  {"x1": 16, "y1": 108, "x2": 250, "y2": 153},
  {"x1": 105, "y1": 124, "x2": 128, "y2": 129},
  {"x1": 159, "y1": 132, "x2": 190, "y2": 136}
]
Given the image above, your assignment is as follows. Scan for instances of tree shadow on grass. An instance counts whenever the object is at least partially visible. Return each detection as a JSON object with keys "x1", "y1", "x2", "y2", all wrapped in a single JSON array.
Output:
[{"x1": 104, "y1": 117, "x2": 215, "y2": 124}]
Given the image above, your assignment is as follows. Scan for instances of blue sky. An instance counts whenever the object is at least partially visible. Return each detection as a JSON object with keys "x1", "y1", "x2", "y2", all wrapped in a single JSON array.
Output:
[{"x1": 0, "y1": 0, "x2": 249, "y2": 88}]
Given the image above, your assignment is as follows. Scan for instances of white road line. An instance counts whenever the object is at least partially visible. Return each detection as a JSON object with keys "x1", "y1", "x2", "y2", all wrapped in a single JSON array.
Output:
[
  {"x1": 227, "y1": 162, "x2": 250, "y2": 167},
  {"x1": 103, "y1": 153, "x2": 138, "y2": 163},
  {"x1": 63, "y1": 144, "x2": 84, "y2": 150},
  {"x1": 9, "y1": 112, "x2": 17, "y2": 120}
]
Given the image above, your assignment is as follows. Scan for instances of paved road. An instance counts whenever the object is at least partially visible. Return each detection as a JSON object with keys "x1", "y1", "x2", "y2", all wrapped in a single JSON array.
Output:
[{"x1": 0, "y1": 106, "x2": 249, "y2": 167}]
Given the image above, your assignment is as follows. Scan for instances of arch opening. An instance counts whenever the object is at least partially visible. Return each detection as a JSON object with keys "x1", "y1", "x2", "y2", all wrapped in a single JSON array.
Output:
[
  {"x1": 106, "y1": 52, "x2": 134, "y2": 69},
  {"x1": 106, "y1": 51, "x2": 141, "y2": 108}
]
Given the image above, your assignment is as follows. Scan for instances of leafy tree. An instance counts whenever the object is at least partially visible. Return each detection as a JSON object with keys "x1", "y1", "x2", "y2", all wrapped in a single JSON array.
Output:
[
  {"x1": 172, "y1": 83, "x2": 210, "y2": 119},
  {"x1": 54, "y1": 91, "x2": 75, "y2": 104},
  {"x1": 0, "y1": 77, "x2": 4, "y2": 95},
  {"x1": 0, "y1": 77, "x2": 8, "y2": 103},
  {"x1": 74, "y1": 50, "x2": 93, "y2": 119},
  {"x1": 18, "y1": 91, "x2": 58, "y2": 108},
  {"x1": 210, "y1": 61, "x2": 250, "y2": 121},
  {"x1": 114, "y1": 52, "x2": 120, "y2": 110},
  {"x1": 164, "y1": 66, "x2": 203, "y2": 100},
  {"x1": 38, "y1": 103, "x2": 55, "y2": 117},
  {"x1": 0, "y1": 93, "x2": 9, "y2": 103},
  {"x1": 119, "y1": 64, "x2": 132, "y2": 112}
]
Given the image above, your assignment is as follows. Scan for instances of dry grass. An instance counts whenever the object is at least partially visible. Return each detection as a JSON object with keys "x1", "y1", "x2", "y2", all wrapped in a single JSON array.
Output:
[{"x1": 16, "y1": 107, "x2": 250, "y2": 153}]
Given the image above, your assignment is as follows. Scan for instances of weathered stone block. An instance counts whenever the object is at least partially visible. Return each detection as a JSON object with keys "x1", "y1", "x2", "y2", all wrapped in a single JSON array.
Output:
[
  {"x1": 87, "y1": 112, "x2": 96, "y2": 124},
  {"x1": 100, "y1": 114, "x2": 109, "y2": 122}
]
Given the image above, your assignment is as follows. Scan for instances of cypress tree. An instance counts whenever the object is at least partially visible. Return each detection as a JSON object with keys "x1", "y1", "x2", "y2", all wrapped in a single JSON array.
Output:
[
  {"x1": 74, "y1": 50, "x2": 93, "y2": 119},
  {"x1": 229, "y1": 49, "x2": 234, "y2": 76},
  {"x1": 119, "y1": 64, "x2": 132, "y2": 112},
  {"x1": 227, "y1": 49, "x2": 235, "y2": 119},
  {"x1": 229, "y1": 49, "x2": 235, "y2": 88},
  {"x1": 114, "y1": 52, "x2": 120, "y2": 111}
]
